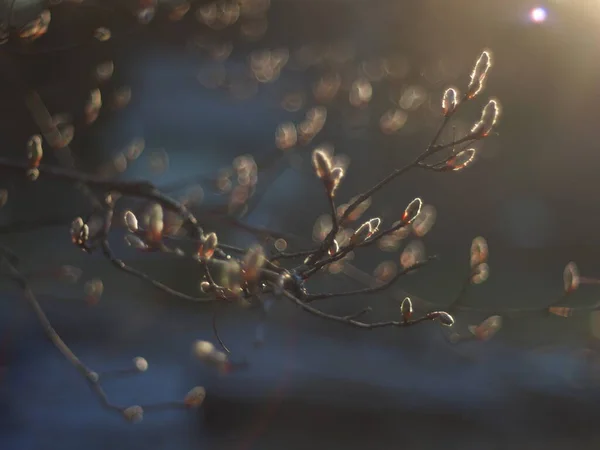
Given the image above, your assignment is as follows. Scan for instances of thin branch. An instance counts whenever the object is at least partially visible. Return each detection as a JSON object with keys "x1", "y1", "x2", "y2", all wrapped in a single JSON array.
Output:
[
  {"x1": 305, "y1": 256, "x2": 437, "y2": 302},
  {"x1": 279, "y1": 288, "x2": 446, "y2": 329},
  {"x1": 0, "y1": 248, "x2": 191, "y2": 418}
]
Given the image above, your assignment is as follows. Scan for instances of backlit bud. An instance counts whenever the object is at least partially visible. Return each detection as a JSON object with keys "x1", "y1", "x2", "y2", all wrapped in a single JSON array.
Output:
[
  {"x1": 446, "y1": 149, "x2": 476, "y2": 171},
  {"x1": 124, "y1": 211, "x2": 138, "y2": 232},
  {"x1": 402, "y1": 197, "x2": 423, "y2": 224},
  {"x1": 467, "y1": 50, "x2": 492, "y2": 99},
  {"x1": 350, "y1": 218, "x2": 380, "y2": 245},
  {"x1": 312, "y1": 149, "x2": 332, "y2": 180},
  {"x1": 328, "y1": 166, "x2": 344, "y2": 196},
  {"x1": 441, "y1": 87, "x2": 459, "y2": 116},
  {"x1": 401, "y1": 297, "x2": 413, "y2": 322},
  {"x1": 471, "y1": 99, "x2": 500, "y2": 137},
  {"x1": 428, "y1": 311, "x2": 455, "y2": 326},
  {"x1": 199, "y1": 281, "x2": 212, "y2": 293}
]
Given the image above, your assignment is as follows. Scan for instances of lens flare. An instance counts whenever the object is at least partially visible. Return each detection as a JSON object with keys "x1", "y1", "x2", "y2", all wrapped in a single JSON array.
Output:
[{"x1": 529, "y1": 7, "x2": 547, "y2": 23}]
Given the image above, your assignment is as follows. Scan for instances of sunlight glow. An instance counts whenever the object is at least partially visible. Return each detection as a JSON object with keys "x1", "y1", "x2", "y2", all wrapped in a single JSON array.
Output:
[{"x1": 529, "y1": 7, "x2": 548, "y2": 23}]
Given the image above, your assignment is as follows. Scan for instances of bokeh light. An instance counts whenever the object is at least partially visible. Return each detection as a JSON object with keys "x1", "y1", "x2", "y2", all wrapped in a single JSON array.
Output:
[{"x1": 529, "y1": 7, "x2": 547, "y2": 23}]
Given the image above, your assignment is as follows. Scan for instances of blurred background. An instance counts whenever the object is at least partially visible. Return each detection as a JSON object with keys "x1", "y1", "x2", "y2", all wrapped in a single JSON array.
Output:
[{"x1": 2, "y1": 0, "x2": 600, "y2": 449}]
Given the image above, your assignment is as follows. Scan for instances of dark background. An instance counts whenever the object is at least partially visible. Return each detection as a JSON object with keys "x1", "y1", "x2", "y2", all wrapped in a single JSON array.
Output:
[{"x1": 2, "y1": 0, "x2": 600, "y2": 449}]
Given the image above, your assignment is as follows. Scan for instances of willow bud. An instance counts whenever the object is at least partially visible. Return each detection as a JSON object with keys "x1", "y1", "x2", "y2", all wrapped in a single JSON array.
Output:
[
  {"x1": 124, "y1": 211, "x2": 138, "y2": 232},
  {"x1": 402, "y1": 197, "x2": 423, "y2": 224},
  {"x1": 184, "y1": 386, "x2": 206, "y2": 408},
  {"x1": 147, "y1": 204, "x2": 164, "y2": 242},
  {"x1": 467, "y1": 49, "x2": 492, "y2": 99},
  {"x1": 470, "y1": 236, "x2": 488, "y2": 268},
  {"x1": 312, "y1": 149, "x2": 332, "y2": 180},
  {"x1": 429, "y1": 311, "x2": 455, "y2": 326},
  {"x1": 123, "y1": 405, "x2": 143, "y2": 423},
  {"x1": 133, "y1": 356, "x2": 148, "y2": 372},
  {"x1": 446, "y1": 149, "x2": 476, "y2": 171},
  {"x1": 26, "y1": 135, "x2": 43, "y2": 167},
  {"x1": 243, "y1": 245, "x2": 265, "y2": 282},
  {"x1": 441, "y1": 87, "x2": 459, "y2": 116},
  {"x1": 471, "y1": 98, "x2": 500, "y2": 138},
  {"x1": 563, "y1": 261, "x2": 580, "y2": 293},
  {"x1": 198, "y1": 232, "x2": 218, "y2": 260},
  {"x1": 401, "y1": 297, "x2": 413, "y2": 322}
]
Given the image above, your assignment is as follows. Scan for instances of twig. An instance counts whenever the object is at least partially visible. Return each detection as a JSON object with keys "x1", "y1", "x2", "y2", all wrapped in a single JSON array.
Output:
[{"x1": 305, "y1": 256, "x2": 437, "y2": 302}]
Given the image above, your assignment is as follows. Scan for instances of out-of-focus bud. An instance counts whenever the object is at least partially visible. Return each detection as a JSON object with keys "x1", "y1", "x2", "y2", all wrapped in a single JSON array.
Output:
[
  {"x1": 428, "y1": 311, "x2": 455, "y2": 326},
  {"x1": 124, "y1": 211, "x2": 138, "y2": 232},
  {"x1": 0, "y1": 189, "x2": 8, "y2": 208},
  {"x1": 470, "y1": 98, "x2": 500, "y2": 138},
  {"x1": 136, "y1": 0, "x2": 157, "y2": 24},
  {"x1": 564, "y1": 261, "x2": 580, "y2": 293},
  {"x1": 94, "y1": 27, "x2": 111, "y2": 42},
  {"x1": 19, "y1": 10, "x2": 51, "y2": 41},
  {"x1": 349, "y1": 77, "x2": 373, "y2": 107},
  {"x1": 275, "y1": 122, "x2": 297, "y2": 150},
  {"x1": 169, "y1": 2, "x2": 191, "y2": 21},
  {"x1": 194, "y1": 340, "x2": 216, "y2": 360},
  {"x1": 193, "y1": 340, "x2": 230, "y2": 373},
  {"x1": 470, "y1": 236, "x2": 488, "y2": 268},
  {"x1": 401, "y1": 297, "x2": 413, "y2": 322},
  {"x1": 312, "y1": 149, "x2": 332, "y2": 180},
  {"x1": 441, "y1": 87, "x2": 459, "y2": 116},
  {"x1": 26, "y1": 135, "x2": 43, "y2": 179},
  {"x1": 133, "y1": 356, "x2": 148, "y2": 372},
  {"x1": 84, "y1": 278, "x2": 104, "y2": 306},
  {"x1": 467, "y1": 315, "x2": 502, "y2": 341},
  {"x1": 467, "y1": 50, "x2": 492, "y2": 99},
  {"x1": 402, "y1": 197, "x2": 423, "y2": 224},
  {"x1": 123, "y1": 405, "x2": 143, "y2": 423},
  {"x1": 198, "y1": 232, "x2": 218, "y2": 260},
  {"x1": 400, "y1": 240, "x2": 425, "y2": 269},
  {"x1": 26, "y1": 135, "x2": 43, "y2": 168},
  {"x1": 446, "y1": 149, "x2": 477, "y2": 171},
  {"x1": 549, "y1": 306, "x2": 573, "y2": 318},
  {"x1": 95, "y1": 61, "x2": 114, "y2": 82},
  {"x1": 411, "y1": 205, "x2": 436, "y2": 237},
  {"x1": 184, "y1": 386, "x2": 206, "y2": 408},
  {"x1": 471, "y1": 263, "x2": 490, "y2": 284},
  {"x1": 84, "y1": 89, "x2": 102, "y2": 125},
  {"x1": 70, "y1": 217, "x2": 84, "y2": 245},
  {"x1": 125, "y1": 234, "x2": 148, "y2": 250},
  {"x1": 243, "y1": 244, "x2": 265, "y2": 282},
  {"x1": 57, "y1": 265, "x2": 82, "y2": 283},
  {"x1": 147, "y1": 204, "x2": 164, "y2": 242}
]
